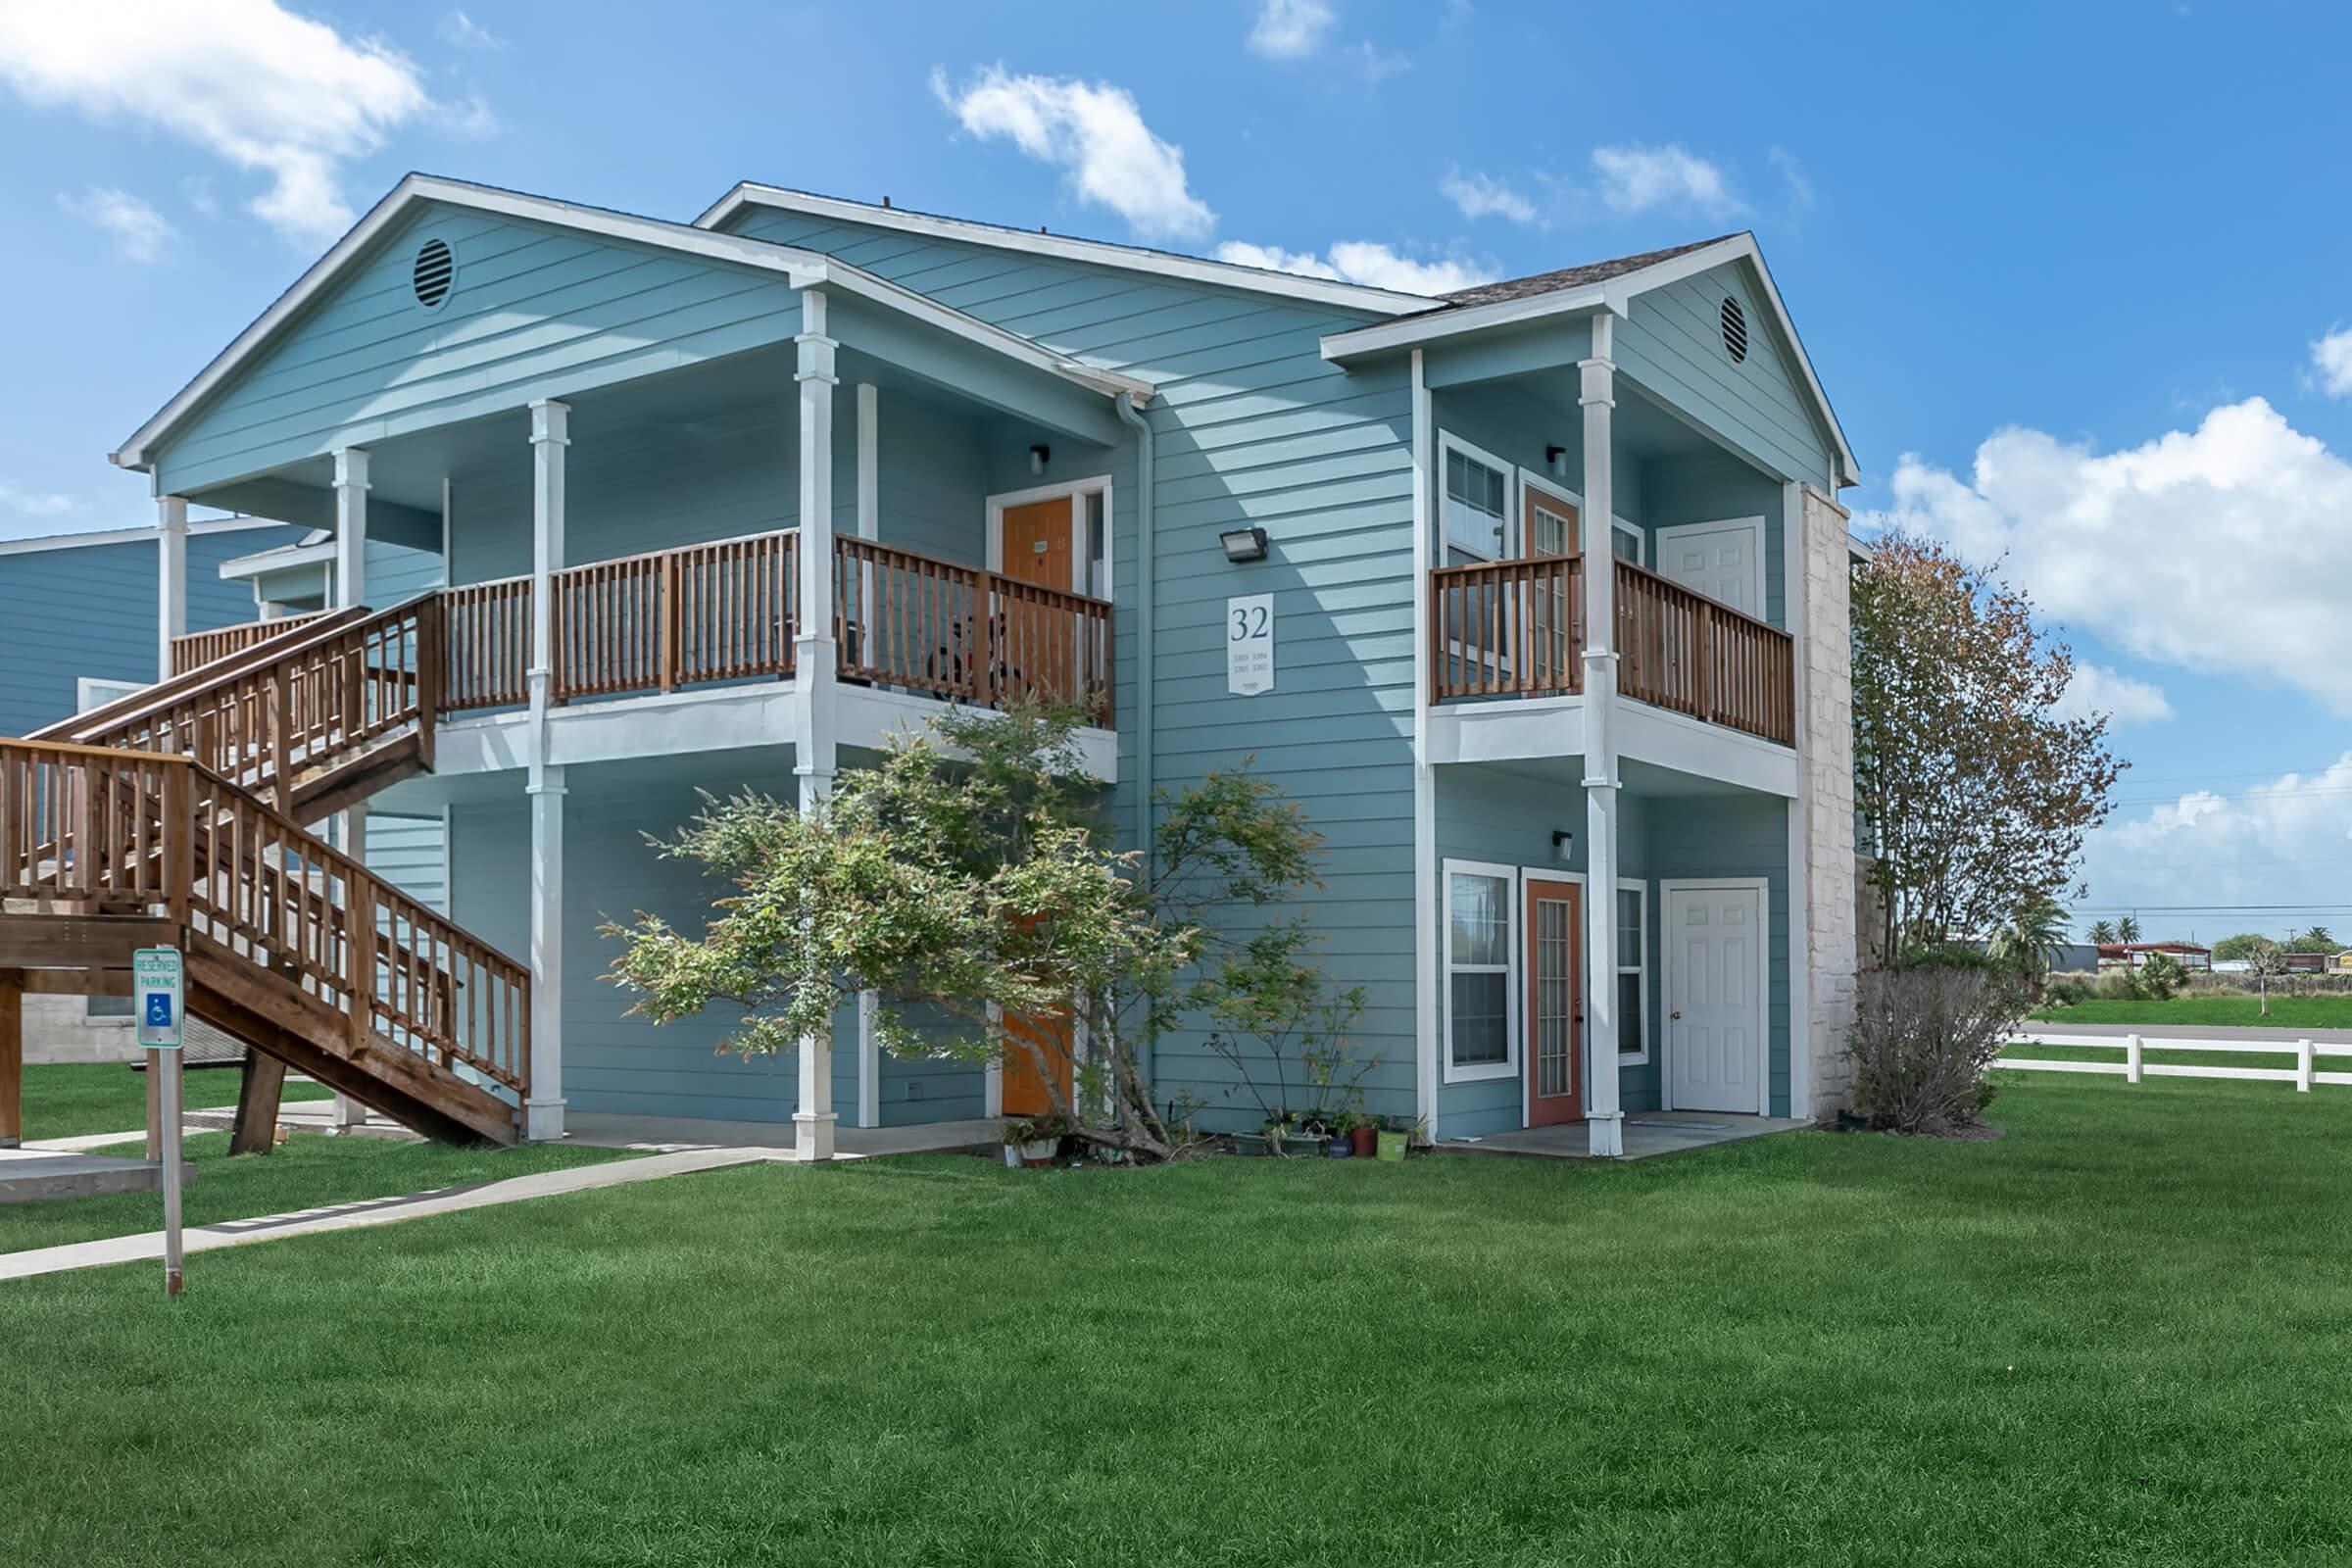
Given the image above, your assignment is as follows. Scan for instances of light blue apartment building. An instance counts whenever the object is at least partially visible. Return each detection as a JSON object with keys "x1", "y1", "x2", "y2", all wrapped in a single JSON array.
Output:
[{"x1": 8, "y1": 172, "x2": 1863, "y2": 1157}]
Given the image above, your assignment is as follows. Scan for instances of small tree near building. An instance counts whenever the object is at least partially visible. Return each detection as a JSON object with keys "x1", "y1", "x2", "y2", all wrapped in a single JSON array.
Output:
[
  {"x1": 2242, "y1": 939, "x2": 2290, "y2": 1016},
  {"x1": 601, "y1": 706, "x2": 1346, "y2": 1163}
]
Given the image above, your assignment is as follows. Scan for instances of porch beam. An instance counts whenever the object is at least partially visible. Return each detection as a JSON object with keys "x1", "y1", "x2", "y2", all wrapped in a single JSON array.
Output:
[
  {"x1": 1580, "y1": 315, "x2": 1625, "y2": 1158},
  {"x1": 331, "y1": 448, "x2": 369, "y2": 609},
  {"x1": 524, "y1": 398, "x2": 571, "y2": 1143},
  {"x1": 791, "y1": 287, "x2": 840, "y2": 1162}
]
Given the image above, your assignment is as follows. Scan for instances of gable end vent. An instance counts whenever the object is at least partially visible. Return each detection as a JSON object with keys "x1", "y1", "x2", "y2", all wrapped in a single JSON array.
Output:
[
  {"x1": 412, "y1": 238, "x2": 455, "y2": 310},
  {"x1": 1719, "y1": 295, "x2": 1748, "y2": 364}
]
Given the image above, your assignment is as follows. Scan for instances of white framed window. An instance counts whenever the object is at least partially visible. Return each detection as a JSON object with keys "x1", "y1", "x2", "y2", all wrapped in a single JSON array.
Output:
[
  {"x1": 1443, "y1": 858, "x2": 1518, "y2": 1083},
  {"x1": 1615, "y1": 879, "x2": 1649, "y2": 1064},
  {"x1": 1440, "y1": 432, "x2": 1513, "y2": 565},
  {"x1": 75, "y1": 676, "x2": 144, "y2": 714}
]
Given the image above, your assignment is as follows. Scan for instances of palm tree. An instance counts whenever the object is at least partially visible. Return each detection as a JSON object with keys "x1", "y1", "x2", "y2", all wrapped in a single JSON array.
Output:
[
  {"x1": 2117, "y1": 914, "x2": 2141, "y2": 943},
  {"x1": 2087, "y1": 919, "x2": 2117, "y2": 945},
  {"x1": 2297, "y1": 925, "x2": 2335, "y2": 951},
  {"x1": 1988, "y1": 898, "x2": 2072, "y2": 990}
]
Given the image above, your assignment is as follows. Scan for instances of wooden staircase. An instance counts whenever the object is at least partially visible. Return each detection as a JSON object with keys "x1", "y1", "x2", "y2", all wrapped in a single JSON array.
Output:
[{"x1": 2, "y1": 601, "x2": 528, "y2": 1146}]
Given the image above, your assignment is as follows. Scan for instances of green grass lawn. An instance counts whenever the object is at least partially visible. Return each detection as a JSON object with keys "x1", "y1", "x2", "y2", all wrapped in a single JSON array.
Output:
[
  {"x1": 2030, "y1": 994, "x2": 2352, "y2": 1029},
  {"x1": 2000, "y1": 1042, "x2": 2307, "y2": 1071},
  {"x1": 6, "y1": 1075, "x2": 2351, "y2": 1566},
  {"x1": 0, "y1": 1131, "x2": 630, "y2": 1256},
  {"x1": 18, "y1": 1060, "x2": 331, "y2": 1141}
]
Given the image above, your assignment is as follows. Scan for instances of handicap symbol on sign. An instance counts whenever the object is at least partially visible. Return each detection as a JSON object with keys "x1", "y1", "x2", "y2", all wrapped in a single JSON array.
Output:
[{"x1": 146, "y1": 993, "x2": 173, "y2": 1029}]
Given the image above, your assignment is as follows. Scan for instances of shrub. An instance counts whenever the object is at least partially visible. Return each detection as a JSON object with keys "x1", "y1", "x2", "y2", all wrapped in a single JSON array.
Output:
[
  {"x1": 2041, "y1": 974, "x2": 2093, "y2": 1008},
  {"x1": 2093, "y1": 968, "x2": 2142, "y2": 1003},
  {"x1": 2137, "y1": 952, "x2": 2189, "y2": 1001},
  {"x1": 1845, "y1": 963, "x2": 2027, "y2": 1134}
]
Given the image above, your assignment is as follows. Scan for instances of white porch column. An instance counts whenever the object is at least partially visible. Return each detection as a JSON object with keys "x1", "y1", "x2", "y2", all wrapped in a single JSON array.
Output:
[
  {"x1": 155, "y1": 496, "x2": 188, "y2": 675},
  {"x1": 523, "y1": 400, "x2": 570, "y2": 1142},
  {"x1": 332, "y1": 448, "x2": 369, "y2": 609},
  {"x1": 525, "y1": 766, "x2": 566, "y2": 1141},
  {"x1": 790, "y1": 290, "x2": 840, "y2": 1161},
  {"x1": 1580, "y1": 317, "x2": 1625, "y2": 1158},
  {"x1": 327, "y1": 452, "x2": 373, "y2": 1129}
]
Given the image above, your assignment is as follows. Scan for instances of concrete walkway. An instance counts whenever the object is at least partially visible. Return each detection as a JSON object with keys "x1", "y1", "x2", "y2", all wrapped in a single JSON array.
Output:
[{"x1": 0, "y1": 1145, "x2": 790, "y2": 1284}]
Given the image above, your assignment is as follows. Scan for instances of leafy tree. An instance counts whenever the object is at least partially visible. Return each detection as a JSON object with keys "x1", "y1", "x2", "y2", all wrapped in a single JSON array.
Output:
[
  {"x1": 2086, "y1": 919, "x2": 2117, "y2": 946},
  {"x1": 601, "y1": 706, "x2": 1344, "y2": 1162},
  {"x1": 2285, "y1": 927, "x2": 2338, "y2": 955},
  {"x1": 1853, "y1": 532, "x2": 2124, "y2": 958},
  {"x1": 2243, "y1": 938, "x2": 2290, "y2": 1016},
  {"x1": 2211, "y1": 932, "x2": 2268, "y2": 962}
]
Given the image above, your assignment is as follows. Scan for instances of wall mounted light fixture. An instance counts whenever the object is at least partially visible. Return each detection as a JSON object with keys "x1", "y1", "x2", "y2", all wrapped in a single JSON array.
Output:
[
  {"x1": 1544, "y1": 444, "x2": 1568, "y2": 479},
  {"x1": 1029, "y1": 444, "x2": 1051, "y2": 475},
  {"x1": 1219, "y1": 525, "x2": 1270, "y2": 564},
  {"x1": 1551, "y1": 829, "x2": 1575, "y2": 863}
]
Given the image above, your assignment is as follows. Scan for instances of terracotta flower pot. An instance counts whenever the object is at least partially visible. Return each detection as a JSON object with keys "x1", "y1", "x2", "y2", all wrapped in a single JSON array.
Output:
[{"x1": 1348, "y1": 1127, "x2": 1377, "y2": 1158}]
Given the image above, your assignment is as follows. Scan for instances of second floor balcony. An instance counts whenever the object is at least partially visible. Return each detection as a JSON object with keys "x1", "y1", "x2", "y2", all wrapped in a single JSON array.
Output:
[{"x1": 1429, "y1": 553, "x2": 1795, "y2": 748}]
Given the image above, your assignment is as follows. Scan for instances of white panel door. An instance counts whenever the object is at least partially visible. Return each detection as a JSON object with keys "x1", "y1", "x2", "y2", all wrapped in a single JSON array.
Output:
[
  {"x1": 1657, "y1": 521, "x2": 1761, "y2": 614},
  {"x1": 1665, "y1": 883, "x2": 1765, "y2": 1113}
]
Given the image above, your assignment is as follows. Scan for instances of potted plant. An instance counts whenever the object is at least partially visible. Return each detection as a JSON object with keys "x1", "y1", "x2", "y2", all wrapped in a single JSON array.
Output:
[
  {"x1": 1342, "y1": 1107, "x2": 1378, "y2": 1159},
  {"x1": 1373, "y1": 1115, "x2": 1409, "y2": 1162},
  {"x1": 1001, "y1": 1114, "x2": 1066, "y2": 1169}
]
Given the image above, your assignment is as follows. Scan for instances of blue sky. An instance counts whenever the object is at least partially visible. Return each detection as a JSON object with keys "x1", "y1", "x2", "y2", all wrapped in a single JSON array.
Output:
[{"x1": 3, "y1": 0, "x2": 2350, "y2": 940}]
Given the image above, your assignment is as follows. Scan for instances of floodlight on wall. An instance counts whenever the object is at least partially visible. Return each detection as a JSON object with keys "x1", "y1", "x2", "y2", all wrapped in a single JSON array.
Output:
[
  {"x1": 1551, "y1": 829, "x2": 1575, "y2": 863},
  {"x1": 1219, "y1": 525, "x2": 1270, "y2": 564},
  {"x1": 1029, "y1": 444, "x2": 1051, "y2": 476}
]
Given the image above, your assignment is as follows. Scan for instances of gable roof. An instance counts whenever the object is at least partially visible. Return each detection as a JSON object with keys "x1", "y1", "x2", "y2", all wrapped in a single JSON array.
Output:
[
  {"x1": 112, "y1": 174, "x2": 1152, "y2": 474},
  {"x1": 1320, "y1": 232, "x2": 1858, "y2": 487},
  {"x1": 696, "y1": 183, "x2": 1438, "y2": 317}
]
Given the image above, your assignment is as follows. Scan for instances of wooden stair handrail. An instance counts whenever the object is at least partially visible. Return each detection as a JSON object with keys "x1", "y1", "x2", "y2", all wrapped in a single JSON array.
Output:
[
  {"x1": 171, "y1": 610, "x2": 334, "y2": 676},
  {"x1": 24, "y1": 607, "x2": 371, "y2": 742},
  {"x1": 61, "y1": 593, "x2": 438, "y2": 746}
]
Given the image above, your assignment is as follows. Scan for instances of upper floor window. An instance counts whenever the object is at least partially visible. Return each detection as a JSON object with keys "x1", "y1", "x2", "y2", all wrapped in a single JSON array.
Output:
[{"x1": 1442, "y1": 437, "x2": 1510, "y2": 564}]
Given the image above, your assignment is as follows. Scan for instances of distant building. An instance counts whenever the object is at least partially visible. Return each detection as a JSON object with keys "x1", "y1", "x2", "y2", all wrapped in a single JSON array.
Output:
[{"x1": 2096, "y1": 942, "x2": 2212, "y2": 971}]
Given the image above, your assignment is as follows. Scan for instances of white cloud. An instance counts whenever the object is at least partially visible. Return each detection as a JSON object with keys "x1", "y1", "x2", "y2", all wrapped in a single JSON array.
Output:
[
  {"x1": 1442, "y1": 169, "x2": 1538, "y2": 225},
  {"x1": 2309, "y1": 325, "x2": 2352, "y2": 397},
  {"x1": 0, "y1": 0, "x2": 435, "y2": 246},
  {"x1": 1215, "y1": 238, "x2": 1494, "y2": 295},
  {"x1": 438, "y1": 9, "x2": 505, "y2": 51},
  {"x1": 1864, "y1": 397, "x2": 2352, "y2": 716},
  {"x1": 1248, "y1": 0, "x2": 1337, "y2": 59},
  {"x1": 58, "y1": 186, "x2": 175, "y2": 263},
  {"x1": 1768, "y1": 145, "x2": 1815, "y2": 213},
  {"x1": 1215, "y1": 241, "x2": 1341, "y2": 280},
  {"x1": 1590, "y1": 143, "x2": 1746, "y2": 220},
  {"x1": 1353, "y1": 41, "x2": 1411, "y2": 81},
  {"x1": 2054, "y1": 663, "x2": 2174, "y2": 726},
  {"x1": 0, "y1": 481, "x2": 79, "y2": 518},
  {"x1": 931, "y1": 65, "x2": 1214, "y2": 241},
  {"x1": 2087, "y1": 755, "x2": 2352, "y2": 920}
]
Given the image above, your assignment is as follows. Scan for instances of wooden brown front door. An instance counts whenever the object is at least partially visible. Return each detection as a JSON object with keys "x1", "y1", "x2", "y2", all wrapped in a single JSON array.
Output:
[
  {"x1": 1001, "y1": 1004, "x2": 1074, "y2": 1117},
  {"x1": 997, "y1": 498, "x2": 1076, "y2": 705},
  {"x1": 1525, "y1": 877, "x2": 1584, "y2": 1126}
]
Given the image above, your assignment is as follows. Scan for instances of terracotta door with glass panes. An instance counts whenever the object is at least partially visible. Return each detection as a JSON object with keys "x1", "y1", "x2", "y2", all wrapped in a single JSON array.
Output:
[
  {"x1": 1523, "y1": 489, "x2": 1580, "y2": 691},
  {"x1": 1525, "y1": 877, "x2": 1584, "y2": 1126},
  {"x1": 998, "y1": 498, "x2": 1074, "y2": 707}
]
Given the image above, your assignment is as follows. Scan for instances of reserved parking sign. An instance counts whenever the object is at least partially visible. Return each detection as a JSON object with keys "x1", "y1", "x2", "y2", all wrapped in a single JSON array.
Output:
[{"x1": 133, "y1": 948, "x2": 183, "y2": 1050}]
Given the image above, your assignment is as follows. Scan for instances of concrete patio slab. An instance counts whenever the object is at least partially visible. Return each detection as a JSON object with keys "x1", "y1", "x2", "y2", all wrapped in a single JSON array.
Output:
[
  {"x1": 0, "y1": 1146, "x2": 195, "y2": 1203},
  {"x1": 1439, "y1": 1111, "x2": 1811, "y2": 1162}
]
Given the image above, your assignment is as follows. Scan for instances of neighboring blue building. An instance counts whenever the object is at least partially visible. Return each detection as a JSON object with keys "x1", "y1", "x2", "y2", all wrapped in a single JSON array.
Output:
[
  {"x1": 0, "y1": 518, "x2": 300, "y2": 738},
  {"x1": 50, "y1": 172, "x2": 1866, "y2": 1154}
]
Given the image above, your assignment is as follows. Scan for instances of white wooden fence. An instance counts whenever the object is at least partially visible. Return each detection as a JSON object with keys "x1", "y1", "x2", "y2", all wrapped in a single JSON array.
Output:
[{"x1": 2003, "y1": 1031, "x2": 2352, "y2": 1092}]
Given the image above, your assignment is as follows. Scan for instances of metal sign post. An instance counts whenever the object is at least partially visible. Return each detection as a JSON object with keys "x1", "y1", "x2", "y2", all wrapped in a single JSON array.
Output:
[{"x1": 133, "y1": 948, "x2": 185, "y2": 1298}]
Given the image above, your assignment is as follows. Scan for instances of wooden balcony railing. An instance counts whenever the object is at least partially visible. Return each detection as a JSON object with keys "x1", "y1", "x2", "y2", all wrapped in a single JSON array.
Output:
[
  {"x1": 1428, "y1": 554, "x2": 1795, "y2": 746},
  {"x1": 1614, "y1": 559, "x2": 1795, "y2": 746},
  {"x1": 170, "y1": 611, "x2": 332, "y2": 675},
  {"x1": 1429, "y1": 555, "x2": 1584, "y2": 701},
  {"x1": 835, "y1": 537, "x2": 1112, "y2": 723},
  {"x1": 433, "y1": 529, "x2": 1110, "y2": 723}
]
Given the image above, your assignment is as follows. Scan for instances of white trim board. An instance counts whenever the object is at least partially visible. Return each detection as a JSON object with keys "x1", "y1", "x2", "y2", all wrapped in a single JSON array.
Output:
[
  {"x1": 696, "y1": 184, "x2": 1434, "y2": 318},
  {"x1": 1441, "y1": 858, "x2": 1524, "y2": 1086},
  {"x1": 112, "y1": 174, "x2": 1152, "y2": 473},
  {"x1": 1658, "y1": 877, "x2": 1773, "y2": 1118},
  {"x1": 0, "y1": 516, "x2": 284, "y2": 559}
]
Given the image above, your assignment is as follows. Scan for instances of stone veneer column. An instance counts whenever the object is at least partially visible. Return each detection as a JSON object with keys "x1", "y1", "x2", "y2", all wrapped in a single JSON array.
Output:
[{"x1": 1800, "y1": 484, "x2": 1861, "y2": 1116}]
